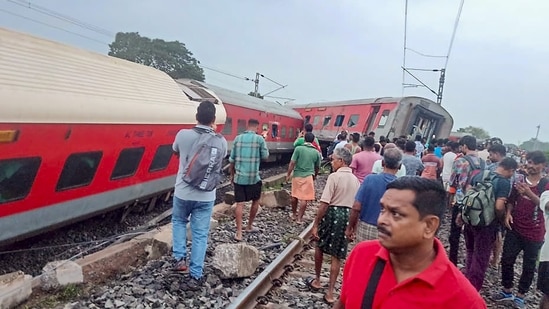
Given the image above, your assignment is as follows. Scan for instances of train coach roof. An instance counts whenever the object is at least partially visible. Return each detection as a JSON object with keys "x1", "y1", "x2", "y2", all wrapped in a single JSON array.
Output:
[
  {"x1": 287, "y1": 97, "x2": 402, "y2": 108},
  {"x1": 0, "y1": 27, "x2": 223, "y2": 124},
  {"x1": 180, "y1": 80, "x2": 303, "y2": 120}
]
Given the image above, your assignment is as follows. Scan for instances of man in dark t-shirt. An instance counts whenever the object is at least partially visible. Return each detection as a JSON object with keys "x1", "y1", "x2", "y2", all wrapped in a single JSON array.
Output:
[{"x1": 463, "y1": 157, "x2": 516, "y2": 291}]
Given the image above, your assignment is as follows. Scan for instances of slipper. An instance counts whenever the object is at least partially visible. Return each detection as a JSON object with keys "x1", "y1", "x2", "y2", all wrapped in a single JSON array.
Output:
[
  {"x1": 304, "y1": 276, "x2": 321, "y2": 292},
  {"x1": 233, "y1": 235, "x2": 243, "y2": 242},
  {"x1": 323, "y1": 295, "x2": 335, "y2": 305},
  {"x1": 244, "y1": 227, "x2": 260, "y2": 233}
]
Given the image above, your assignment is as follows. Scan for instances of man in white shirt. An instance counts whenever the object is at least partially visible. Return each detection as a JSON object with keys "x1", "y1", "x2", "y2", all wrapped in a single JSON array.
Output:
[
  {"x1": 371, "y1": 143, "x2": 407, "y2": 177},
  {"x1": 441, "y1": 141, "x2": 459, "y2": 189}
]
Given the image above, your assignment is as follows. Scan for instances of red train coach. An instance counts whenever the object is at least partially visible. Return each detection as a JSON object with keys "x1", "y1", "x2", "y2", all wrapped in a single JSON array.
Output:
[
  {"x1": 289, "y1": 96, "x2": 453, "y2": 147},
  {"x1": 176, "y1": 79, "x2": 304, "y2": 161},
  {"x1": 0, "y1": 27, "x2": 226, "y2": 245}
]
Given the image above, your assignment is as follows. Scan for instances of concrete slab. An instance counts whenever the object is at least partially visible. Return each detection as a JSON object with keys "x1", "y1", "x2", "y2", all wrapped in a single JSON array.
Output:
[
  {"x1": 262, "y1": 174, "x2": 286, "y2": 188},
  {"x1": 41, "y1": 260, "x2": 83, "y2": 291},
  {"x1": 0, "y1": 271, "x2": 32, "y2": 309}
]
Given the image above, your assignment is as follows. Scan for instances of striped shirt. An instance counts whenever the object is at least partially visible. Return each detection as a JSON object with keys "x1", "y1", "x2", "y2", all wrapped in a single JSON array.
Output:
[{"x1": 229, "y1": 131, "x2": 269, "y2": 185}]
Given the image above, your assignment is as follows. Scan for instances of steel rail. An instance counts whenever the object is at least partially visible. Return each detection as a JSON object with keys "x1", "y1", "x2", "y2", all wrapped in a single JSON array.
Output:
[{"x1": 227, "y1": 222, "x2": 314, "y2": 309}]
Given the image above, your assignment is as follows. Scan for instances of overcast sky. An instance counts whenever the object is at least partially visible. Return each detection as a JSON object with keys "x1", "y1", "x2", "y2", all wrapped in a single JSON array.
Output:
[{"x1": 1, "y1": 0, "x2": 547, "y2": 144}]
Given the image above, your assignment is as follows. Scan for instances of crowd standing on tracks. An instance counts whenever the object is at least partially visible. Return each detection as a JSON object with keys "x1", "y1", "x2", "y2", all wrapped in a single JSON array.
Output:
[{"x1": 170, "y1": 104, "x2": 549, "y2": 308}]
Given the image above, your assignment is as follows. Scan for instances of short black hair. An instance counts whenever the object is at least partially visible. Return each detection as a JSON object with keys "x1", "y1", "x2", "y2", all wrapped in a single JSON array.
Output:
[
  {"x1": 427, "y1": 144, "x2": 435, "y2": 152},
  {"x1": 448, "y1": 141, "x2": 460, "y2": 152},
  {"x1": 196, "y1": 101, "x2": 216, "y2": 125},
  {"x1": 248, "y1": 119, "x2": 259, "y2": 126},
  {"x1": 405, "y1": 140, "x2": 416, "y2": 152},
  {"x1": 459, "y1": 135, "x2": 477, "y2": 151},
  {"x1": 415, "y1": 135, "x2": 422, "y2": 142},
  {"x1": 304, "y1": 132, "x2": 315, "y2": 143},
  {"x1": 304, "y1": 123, "x2": 313, "y2": 132},
  {"x1": 499, "y1": 157, "x2": 518, "y2": 171},
  {"x1": 396, "y1": 139, "x2": 406, "y2": 151},
  {"x1": 351, "y1": 132, "x2": 360, "y2": 143},
  {"x1": 374, "y1": 143, "x2": 381, "y2": 152},
  {"x1": 368, "y1": 131, "x2": 375, "y2": 136},
  {"x1": 363, "y1": 136, "x2": 375, "y2": 148},
  {"x1": 488, "y1": 144, "x2": 506, "y2": 157},
  {"x1": 386, "y1": 176, "x2": 446, "y2": 220},
  {"x1": 526, "y1": 150, "x2": 547, "y2": 165}
]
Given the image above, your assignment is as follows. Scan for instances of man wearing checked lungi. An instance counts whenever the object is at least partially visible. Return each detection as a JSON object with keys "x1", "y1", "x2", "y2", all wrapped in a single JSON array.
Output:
[{"x1": 305, "y1": 147, "x2": 360, "y2": 305}]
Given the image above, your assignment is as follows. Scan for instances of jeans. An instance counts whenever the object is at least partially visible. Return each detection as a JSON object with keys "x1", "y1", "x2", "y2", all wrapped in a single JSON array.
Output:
[
  {"x1": 464, "y1": 224, "x2": 497, "y2": 290},
  {"x1": 448, "y1": 206, "x2": 462, "y2": 265},
  {"x1": 501, "y1": 230, "x2": 543, "y2": 294},
  {"x1": 172, "y1": 196, "x2": 214, "y2": 279}
]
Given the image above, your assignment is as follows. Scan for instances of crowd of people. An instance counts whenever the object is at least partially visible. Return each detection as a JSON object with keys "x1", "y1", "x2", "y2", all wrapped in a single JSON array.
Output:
[{"x1": 169, "y1": 101, "x2": 549, "y2": 308}]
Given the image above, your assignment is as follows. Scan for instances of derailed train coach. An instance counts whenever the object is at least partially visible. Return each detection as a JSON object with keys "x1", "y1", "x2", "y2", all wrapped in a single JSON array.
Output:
[{"x1": 289, "y1": 96, "x2": 454, "y2": 148}]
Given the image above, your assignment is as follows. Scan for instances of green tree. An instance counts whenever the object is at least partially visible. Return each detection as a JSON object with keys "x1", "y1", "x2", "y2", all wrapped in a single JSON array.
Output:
[
  {"x1": 108, "y1": 32, "x2": 204, "y2": 81},
  {"x1": 456, "y1": 126, "x2": 490, "y2": 140},
  {"x1": 519, "y1": 138, "x2": 549, "y2": 152}
]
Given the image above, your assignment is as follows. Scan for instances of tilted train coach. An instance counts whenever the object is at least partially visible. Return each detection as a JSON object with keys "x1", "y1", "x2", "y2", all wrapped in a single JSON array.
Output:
[{"x1": 289, "y1": 96, "x2": 453, "y2": 148}]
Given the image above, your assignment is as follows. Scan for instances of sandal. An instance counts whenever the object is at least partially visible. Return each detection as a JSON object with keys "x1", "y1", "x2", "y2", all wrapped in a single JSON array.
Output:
[{"x1": 304, "y1": 276, "x2": 322, "y2": 292}]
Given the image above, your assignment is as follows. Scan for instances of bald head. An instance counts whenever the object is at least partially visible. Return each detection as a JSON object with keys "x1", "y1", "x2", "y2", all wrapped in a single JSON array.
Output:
[{"x1": 384, "y1": 143, "x2": 396, "y2": 149}]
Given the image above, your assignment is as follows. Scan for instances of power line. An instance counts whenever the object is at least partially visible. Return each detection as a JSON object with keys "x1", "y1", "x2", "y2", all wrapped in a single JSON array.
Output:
[
  {"x1": 406, "y1": 48, "x2": 446, "y2": 58},
  {"x1": 7, "y1": 0, "x2": 115, "y2": 37},
  {"x1": 200, "y1": 65, "x2": 254, "y2": 82},
  {"x1": 444, "y1": 0, "x2": 465, "y2": 69},
  {"x1": 0, "y1": 7, "x2": 109, "y2": 46},
  {"x1": 401, "y1": 0, "x2": 408, "y2": 96}
]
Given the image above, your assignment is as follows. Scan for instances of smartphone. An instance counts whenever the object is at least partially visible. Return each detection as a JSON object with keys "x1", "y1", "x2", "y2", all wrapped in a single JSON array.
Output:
[{"x1": 514, "y1": 174, "x2": 525, "y2": 186}]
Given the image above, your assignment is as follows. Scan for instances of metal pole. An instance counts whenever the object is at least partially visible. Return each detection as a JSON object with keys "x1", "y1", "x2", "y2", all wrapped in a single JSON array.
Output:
[
  {"x1": 436, "y1": 68, "x2": 445, "y2": 104},
  {"x1": 534, "y1": 125, "x2": 540, "y2": 150},
  {"x1": 254, "y1": 72, "x2": 260, "y2": 97}
]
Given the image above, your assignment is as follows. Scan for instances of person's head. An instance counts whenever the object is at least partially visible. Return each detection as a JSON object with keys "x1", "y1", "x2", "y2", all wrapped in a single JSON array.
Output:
[
  {"x1": 404, "y1": 140, "x2": 416, "y2": 153},
  {"x1": 196, "y1": 101, "x2": 216, "y2": 125},
  {"x1": 496, "y1": 157, "x2": 518, "y2": 179},
  {"x1": 488, "y1": 144, "x2": 506, "y2": 163},
  {"x1": 363, "y1": 136, "x2": 375, "y2": 150},
  {"x1": 338, "y1": 133, "x2": 347, "y2": 141},
  {"x1": 396, "y1": 139, "x2": 406, "y2": 151},
  {"x1": 304, "y1": 132, "x2": 315, "y2": 143},
  {"x1": 374, "y1": 143, "x2": 381, "y2": 153},
  {"x1": 525, "y1": 151, "x2": 547, "y2": 176},
  {"x1": 379, "y1": 136, "x2": 387, "y2": 146},
  {"x1": 382, "y1": 148, "x2": 402, "y2": 171},
  {"x1": 459, "y1": 135, "x2": 477, "y2": 154},
  {"x1": 415, "y1": 134, "x2": 422, "y2": 142},
  {"x1": 426, "y1": 144, "x2": 435, "y2": 153},
  {"x1": 248, "y1": 119, "x2": 259, "y2": 130},
  {"x1": 368, "y1": 131, "x2": 375, "y2": 138},
  {"x1": 384, "y1": 142, "x2": 397, "y2": 150},
  {"x1": 332, "y1": 147, "x2": 352, "y2": 171},
  {"x1": 477, "y1": 144, "x2": 485, "y2": 151},
  {"x1": 447, "y1": 141, "x2": 460, "y2": 153},
  {"x1": 304, "y1": 123, "x2": 313, "y2": 133},
  {"x1": 377, "y1": 177, "x2": 446, "y2": 253},
  {"x1": 351, "y1": 132, "x2": 360, "y2": 143}
]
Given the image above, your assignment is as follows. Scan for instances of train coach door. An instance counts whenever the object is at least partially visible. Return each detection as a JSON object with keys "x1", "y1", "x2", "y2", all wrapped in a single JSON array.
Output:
[
  {"x1": 270, "y1": 121, "x2": 281, "y2": 148},
  {"x1": 364, "y1": 105, "x2": 380, "y2": 135}
]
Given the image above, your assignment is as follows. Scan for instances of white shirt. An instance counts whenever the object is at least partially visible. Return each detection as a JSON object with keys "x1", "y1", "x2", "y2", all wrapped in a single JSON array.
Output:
[
  {"x1": 539, "y1": 191, "x2": 549, "y2": 261},
  {"x1": 371, "y1": 159, "x2": 407, "y2": 177},
  {"x1": 335, "y1": 141, "x2": 348, "y2": 150},
  {"x1": 441, "y1": 151, "x2": 457, "y2": 182}
]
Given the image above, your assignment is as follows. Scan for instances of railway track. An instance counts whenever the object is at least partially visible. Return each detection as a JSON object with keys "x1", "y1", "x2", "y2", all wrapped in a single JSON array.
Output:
[{"x1": 229, "y1": 222, "x2": 351, "y2": 309}]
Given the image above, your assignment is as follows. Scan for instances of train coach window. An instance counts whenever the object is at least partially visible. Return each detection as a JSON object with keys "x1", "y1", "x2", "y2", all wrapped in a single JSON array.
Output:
[
  {"x1": 281, "y1": 126, "x2": 287, "y2": 138},
  {"x1": 0, "y1": 157, "x2": 41, "y2": 204},
  {"x1": 334, "y1": 115, "x2": 345, "y2": 127},
  {"x1": 271, "y1": 124, "x2": 279, "y2": 138},
  {"x1": 237, "y1": 119, "x2": 246, "y2": 134},
  {"x1": 111, "y1": 147, "x2": 145, "y2": 180},
  {"x1": 377, "y1": 110, "x2": 391, "y2": 128},
  {"x1": 323, "y1": 116, "x2": 332, "y2": 126},
  {"x1": 304, "y1": 116, "x2": 311, "y2": 124},
  {"x1": 222, "y1": 117, "x2": 232, "y2": 136},
  {"x1": 149, "y1": 145, "x2": 173, "y2": 172},
  {"x1": 289, "y1": 127, "x2": 294, "y2": 138},
  {"x1": 347, "y1": 114, "x2": 359, "y2": 128},
  {"x1": 313, "y1": 115, "x2": 320, "y2": 125},
  {"x1": 57, "y1": 151, "x2": 102, "y2": 191}
]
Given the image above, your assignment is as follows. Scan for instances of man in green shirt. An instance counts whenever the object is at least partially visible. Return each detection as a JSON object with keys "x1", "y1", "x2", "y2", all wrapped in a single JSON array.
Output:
[
  {"x1": 294, "y1": 123, "x2": 321, "y2": 153},
  {"x1": 286, "y1": 132, "x2": 322, "y2": 223}
]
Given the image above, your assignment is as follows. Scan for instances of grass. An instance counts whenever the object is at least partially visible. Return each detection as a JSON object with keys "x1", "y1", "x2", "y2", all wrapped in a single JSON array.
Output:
[{"x1": 21, "y1": 284, "x2": 84, "y2": 309}]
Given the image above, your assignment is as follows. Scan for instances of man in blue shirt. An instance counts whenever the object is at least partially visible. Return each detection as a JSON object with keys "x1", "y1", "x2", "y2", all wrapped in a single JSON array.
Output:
[
  {"x1": 229, "y1": 119, "x2": 269, "y2": 241},
  {"x1": 346, "y1": 148, "x2": 402, "y2": 242}
]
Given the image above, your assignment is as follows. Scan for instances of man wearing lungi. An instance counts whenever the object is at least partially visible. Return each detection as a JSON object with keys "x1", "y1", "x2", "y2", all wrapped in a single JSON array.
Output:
[{"x1": 306, "y1": 147, "x2": 360, "y2": 305}]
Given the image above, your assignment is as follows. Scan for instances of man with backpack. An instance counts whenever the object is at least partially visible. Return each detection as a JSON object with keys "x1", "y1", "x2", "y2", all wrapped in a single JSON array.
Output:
[
  {"x1": 461, "y1": 157, "x2": 517, "y2": 291},
  {"x1": 229, "y1": 119, "x2": 269, "y2": 241},
  {"x1": 171, "y1": 101, "x2": 228, "y2": 290},
  {"x1": 448, "y1": 135, "x2": 485, "y2": 265},
  {"x1": 492, "y1": 151, "x2": 548, "y2": 309}
]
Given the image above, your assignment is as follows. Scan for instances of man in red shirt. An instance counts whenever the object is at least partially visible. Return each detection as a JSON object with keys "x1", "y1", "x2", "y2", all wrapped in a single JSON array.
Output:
[{"x1": 334, "y1": 177, "x2": 486, "y2": 309}]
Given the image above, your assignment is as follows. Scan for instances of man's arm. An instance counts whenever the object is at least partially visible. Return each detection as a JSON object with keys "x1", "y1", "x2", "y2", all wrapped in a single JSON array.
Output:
[{"x1": 286, "y1": 160, "x2": 296, "y2": 182}]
